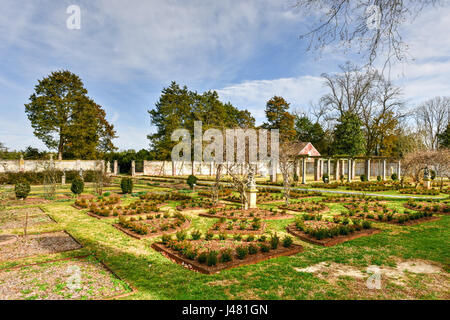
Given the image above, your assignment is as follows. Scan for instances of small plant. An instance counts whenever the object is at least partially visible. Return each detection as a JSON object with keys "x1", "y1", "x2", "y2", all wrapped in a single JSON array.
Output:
[
  {"x1": 259, "y1": 243, "x2": 270, "y2": 252},
  {"x1": 235, "y1": 246, "x2": 249, "y2": 259},
  {"x1": 248, "y1": 243, "x2": 258, "y2": 254},
  {"x1": 282, "y1": 236, "x2": 293, "y2": 248},
  {"x1": 187, "y1": 175, "x2": 198, "y2": 189},
  {"x1": 71, "y1": 177, "x2": 84, "y2": 196},
  {"x1": 270, "y1": 233, "x2": 280, "y2": 249},
  {"x1": 176, "y1": 230, "x2": 187, "y2": 241},
  {"x1": 15, "y1": 179, "x2": 31, "y2": 200},
  {"x1": 206, "y1": 250, "x2": 218, "y2": 266},
  {"x1": 322, "y1": 174, "x2": 329, "y2": 184},
  {"x1": 391, "y1": 173, "x2": 398, "y2": 181},
  {"x1": 191, "y1": 229, "x2": 202, "y2": 240},
  {"x1": 377, "y1": 175, "x2": 382, "y2": 181},
  {"x1": 197, "y1": 252, "x2": 208, "y2": 263},
  {"x1": 360, "y1": 174, "x2": 367, "y2": 182},
  {"x1": 161, "y1": 234, "x2": 172, "y2": 244},
  {"x1": 220, "y1": 249, "x2": 233, "y2": 262},
  {"x1": 205, "y1": 232, "x2": 214, "y2": 240},
  {"x1": 121, "y1": 177, "x2": 133, "y2": 194}
]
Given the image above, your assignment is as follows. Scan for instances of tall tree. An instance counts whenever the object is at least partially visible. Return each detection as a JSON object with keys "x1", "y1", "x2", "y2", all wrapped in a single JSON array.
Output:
[
  {"x1": 148, "y1": 82, "x2": 255, "y2": 160},
  {"x1": 263, "y1": 96, "x2": 296, "y2": 141},
  {"x1": 295, "y1": 115, "x2": 327, "y2": 154},
  {"x1": 414, "y1": 96, "x2": 450, "y2": 150},
  {"x1": 321, "y1": 63, "x2": 403, "y2": 156},
  {"x1": 25, "y1": 70, "x2": 116, "y2": 160},
  {"x1": 438, "y1": 123, "x2": 450, "y2": 149},
  {"x1": 332, "y1": 111, "x2": 366, "y2": 156}
]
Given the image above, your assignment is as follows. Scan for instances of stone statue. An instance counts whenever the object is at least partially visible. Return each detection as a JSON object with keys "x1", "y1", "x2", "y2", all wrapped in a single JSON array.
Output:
[
  {"x1": 247, "y1": 164, "x2": 257, "y2": 189},
  {"x1": 423, "y1": 167, "x2": 430, "y2": 181}
]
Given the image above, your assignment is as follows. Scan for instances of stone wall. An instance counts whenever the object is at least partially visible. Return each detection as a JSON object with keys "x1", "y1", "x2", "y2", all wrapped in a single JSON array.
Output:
[{"x1": 0, "y1": 159, "x2": 104, "y2": 173}]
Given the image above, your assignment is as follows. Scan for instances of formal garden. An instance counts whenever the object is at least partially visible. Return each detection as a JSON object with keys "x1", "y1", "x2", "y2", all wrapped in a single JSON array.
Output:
[{"x1": 0, "y1": 169, "x2": 449, "y2": 300}]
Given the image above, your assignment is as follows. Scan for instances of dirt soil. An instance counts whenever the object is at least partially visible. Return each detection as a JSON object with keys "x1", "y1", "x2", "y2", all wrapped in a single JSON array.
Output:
[
  {"x1": 0, "y1": 256, "x2": 130, "y2": 300},
  {"x1": 294, "y1": 259, "x2": 450, "y2": 299},
  {"x1": 0, "y1": 231, "x2": 82, "y2": 262}
]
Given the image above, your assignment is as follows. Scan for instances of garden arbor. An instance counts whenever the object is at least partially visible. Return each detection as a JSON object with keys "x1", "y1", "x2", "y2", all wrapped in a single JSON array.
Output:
[{"x1": 280, "y1": 155, "x2": 402, "y2": 184}]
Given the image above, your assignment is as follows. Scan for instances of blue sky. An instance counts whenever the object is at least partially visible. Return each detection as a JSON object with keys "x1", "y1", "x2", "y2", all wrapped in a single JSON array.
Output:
[{"x1": 1, "y1": 0, "x2": 450, "y2": 151}]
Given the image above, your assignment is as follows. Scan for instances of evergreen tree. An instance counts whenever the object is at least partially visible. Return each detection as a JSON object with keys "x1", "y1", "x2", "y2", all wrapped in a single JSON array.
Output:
[
  {"x1": 438, "y1": 123, "x2": 450, "y2": 149},
  {"x1": 263, "y1": 96, "x2": 296, "y2": 141},
  {"x1": 148, "y1": 82, "x2": 255, "y2": 160},
  {"x1": 332, "y1": 111, "x2": 366, "y2": 156},
  {"x1": 24, "y1": 70, "x2": 117, "y2": 160}
]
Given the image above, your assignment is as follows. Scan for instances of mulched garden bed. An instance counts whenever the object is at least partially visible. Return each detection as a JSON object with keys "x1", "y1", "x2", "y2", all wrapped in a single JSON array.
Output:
[
  {"x1": 199, "y1": 208, "x2": 293, "y2": 220},
  {"x1": 278, "y1": 201, "x2": 329, "y2": 214},
  {"x1": 176, "y1": 203, "x2": 226, "y2": 211},
  {"x1": 404, "y1": 202, "x2": 450, "y2": 215},
  {"x1": 0, "y1": 231, "x2": 83, "y2": 262},
  {"x1": 113, "y1": 216, "x2": 191, "y2": 240},
  {"x1": 0, "y1": 256, "x2": 133, "y2": 300},
  {"x1": 152, "y1": 240, "x2": 303, "y2": 274},
  {"x1": 356, "y1": 215, "x2": 441, "y2": 226},
  {"x1": 208, "y1": 219, "x2": 266, "y2": 235},
  {"x1": 344, "y1": 202, "x2": 440, "y2": 225},
  {"x1": 286, "y1": 224, "x2": 381, "y2": 247}
]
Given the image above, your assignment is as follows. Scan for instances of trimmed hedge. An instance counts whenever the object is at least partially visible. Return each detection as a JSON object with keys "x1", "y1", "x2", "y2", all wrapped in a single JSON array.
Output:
[
  {"x1": 0, "y1": 170, "x2": 99, "y2": 185},
  {"x1": 121, "y1": 177, "x2": 133, "y2": 194},
  {"x1": 15, "y1": 179, "x2": 31, "y2": 199},
  {"x1": 71, "y1": 177, "x2": 84, "y2": 195}
]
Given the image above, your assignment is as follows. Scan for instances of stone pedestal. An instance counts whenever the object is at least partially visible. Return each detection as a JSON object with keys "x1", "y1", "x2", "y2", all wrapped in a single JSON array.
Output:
[
  {"x1": 423, "y1": 180, "x2": 431, "y2": 190},
  {"x1": 61, "y1": 171, "x2": 66, "y2": 185},
  {"x1": 247, "y1": 188, "x2": 258, "y2": 209}
]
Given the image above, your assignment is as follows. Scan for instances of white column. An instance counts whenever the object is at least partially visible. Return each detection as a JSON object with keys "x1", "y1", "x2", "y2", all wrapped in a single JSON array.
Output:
[
  {"x1": 382, "y1": 159, "x2": 387, "y2": 181},
  {"x1": 397, "y1": 160, "x2": 401, "y2": 180},
  {"x1": 131, "y1": 160, "x2": 136, "y2": 176},
  {"x1": 334, "y1": 159, "x2": 340, "y2": 181},
  {"x1": 302, "y1": 157, "x2": 307, "y2": 184},
  {"x1": 366, "y1": 159, "x2": 371, "y2": 181},
  {"x1": 347, "y1": 158, "x2": 352, "y2": 182}
]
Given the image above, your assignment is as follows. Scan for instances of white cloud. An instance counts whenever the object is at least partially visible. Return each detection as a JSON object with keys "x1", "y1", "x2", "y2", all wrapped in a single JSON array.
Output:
[{"x1": 216, "y1": 76, "x2": 326, "y2": 123}]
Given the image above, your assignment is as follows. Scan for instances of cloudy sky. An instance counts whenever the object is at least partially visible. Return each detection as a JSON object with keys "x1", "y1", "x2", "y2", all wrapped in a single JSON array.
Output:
[{"x1": 1, "y1": 0, "x2": 449, "y2": 151}]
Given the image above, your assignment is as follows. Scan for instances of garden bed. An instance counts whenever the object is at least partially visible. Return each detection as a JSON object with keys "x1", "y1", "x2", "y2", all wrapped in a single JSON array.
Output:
[
  {"x1": 279, "y1": 201, "x2": 329, "y2": 214},
  {"x1": 0, "y1": 256, "x2": 132, "y2": 300},
  {"x1": 152, "y1": 239, "x2": 303, "y2": 274},
  {"x1": 199, "y1": 208, "x2": 293, "y2": 220},
  {"x1": 404, "y1": 202, "x2": 450, "y2": 215},
  {"x1": 0, "y1": 231, "x2": 83, "y2": 262},
  {"x1": 286, "y1": 224, "x2": 380, "y2": 246},
  {"x1": 344, "y1": 202, "x2": 439, "y2": 225},
  {"x1": 208, "y1": 218, "x2": 266, "y2": 235},
  {"x1": 113, "y1": 213, "x2": 191, "y2": 239},
  {"x1": 0, "y1": 207, "x2": 56, "y2": 230}
]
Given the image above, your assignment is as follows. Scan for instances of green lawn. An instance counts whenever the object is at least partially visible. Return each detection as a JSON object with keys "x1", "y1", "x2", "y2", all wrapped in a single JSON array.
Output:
[{"x1": 1, "y1": 186, "x2": 449, "y2": 300}]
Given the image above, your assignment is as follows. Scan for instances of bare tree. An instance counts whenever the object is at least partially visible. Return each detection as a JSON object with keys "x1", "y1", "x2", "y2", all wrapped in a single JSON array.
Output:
[
  {"x1": 361, "y1": 75, "x2": 404, "y2": 155},
  {"x1": 278, "y1": 142, "x2": 298, "y2": 205},
  {"x1": 211, "y1": 163, "x2": 223, "y2": 205},
  {"x1": 321, "y1": 63, "x2": 404, "y2": 155},
  {"x1": 321, "y1": 63, "x2": 378, "y2": 119},
  {"x1": 226, "y1": 162, "x2": 250, "y2": 210},
  {"x1": 402, "y1": 148, "x2": 450, "y2": 188},
  {"x1": 414, "y1": 97, "x2": 450, "y2": 150},
  {"x1": 295, "y1": 0, "x2": 441, "y2": 67}
]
